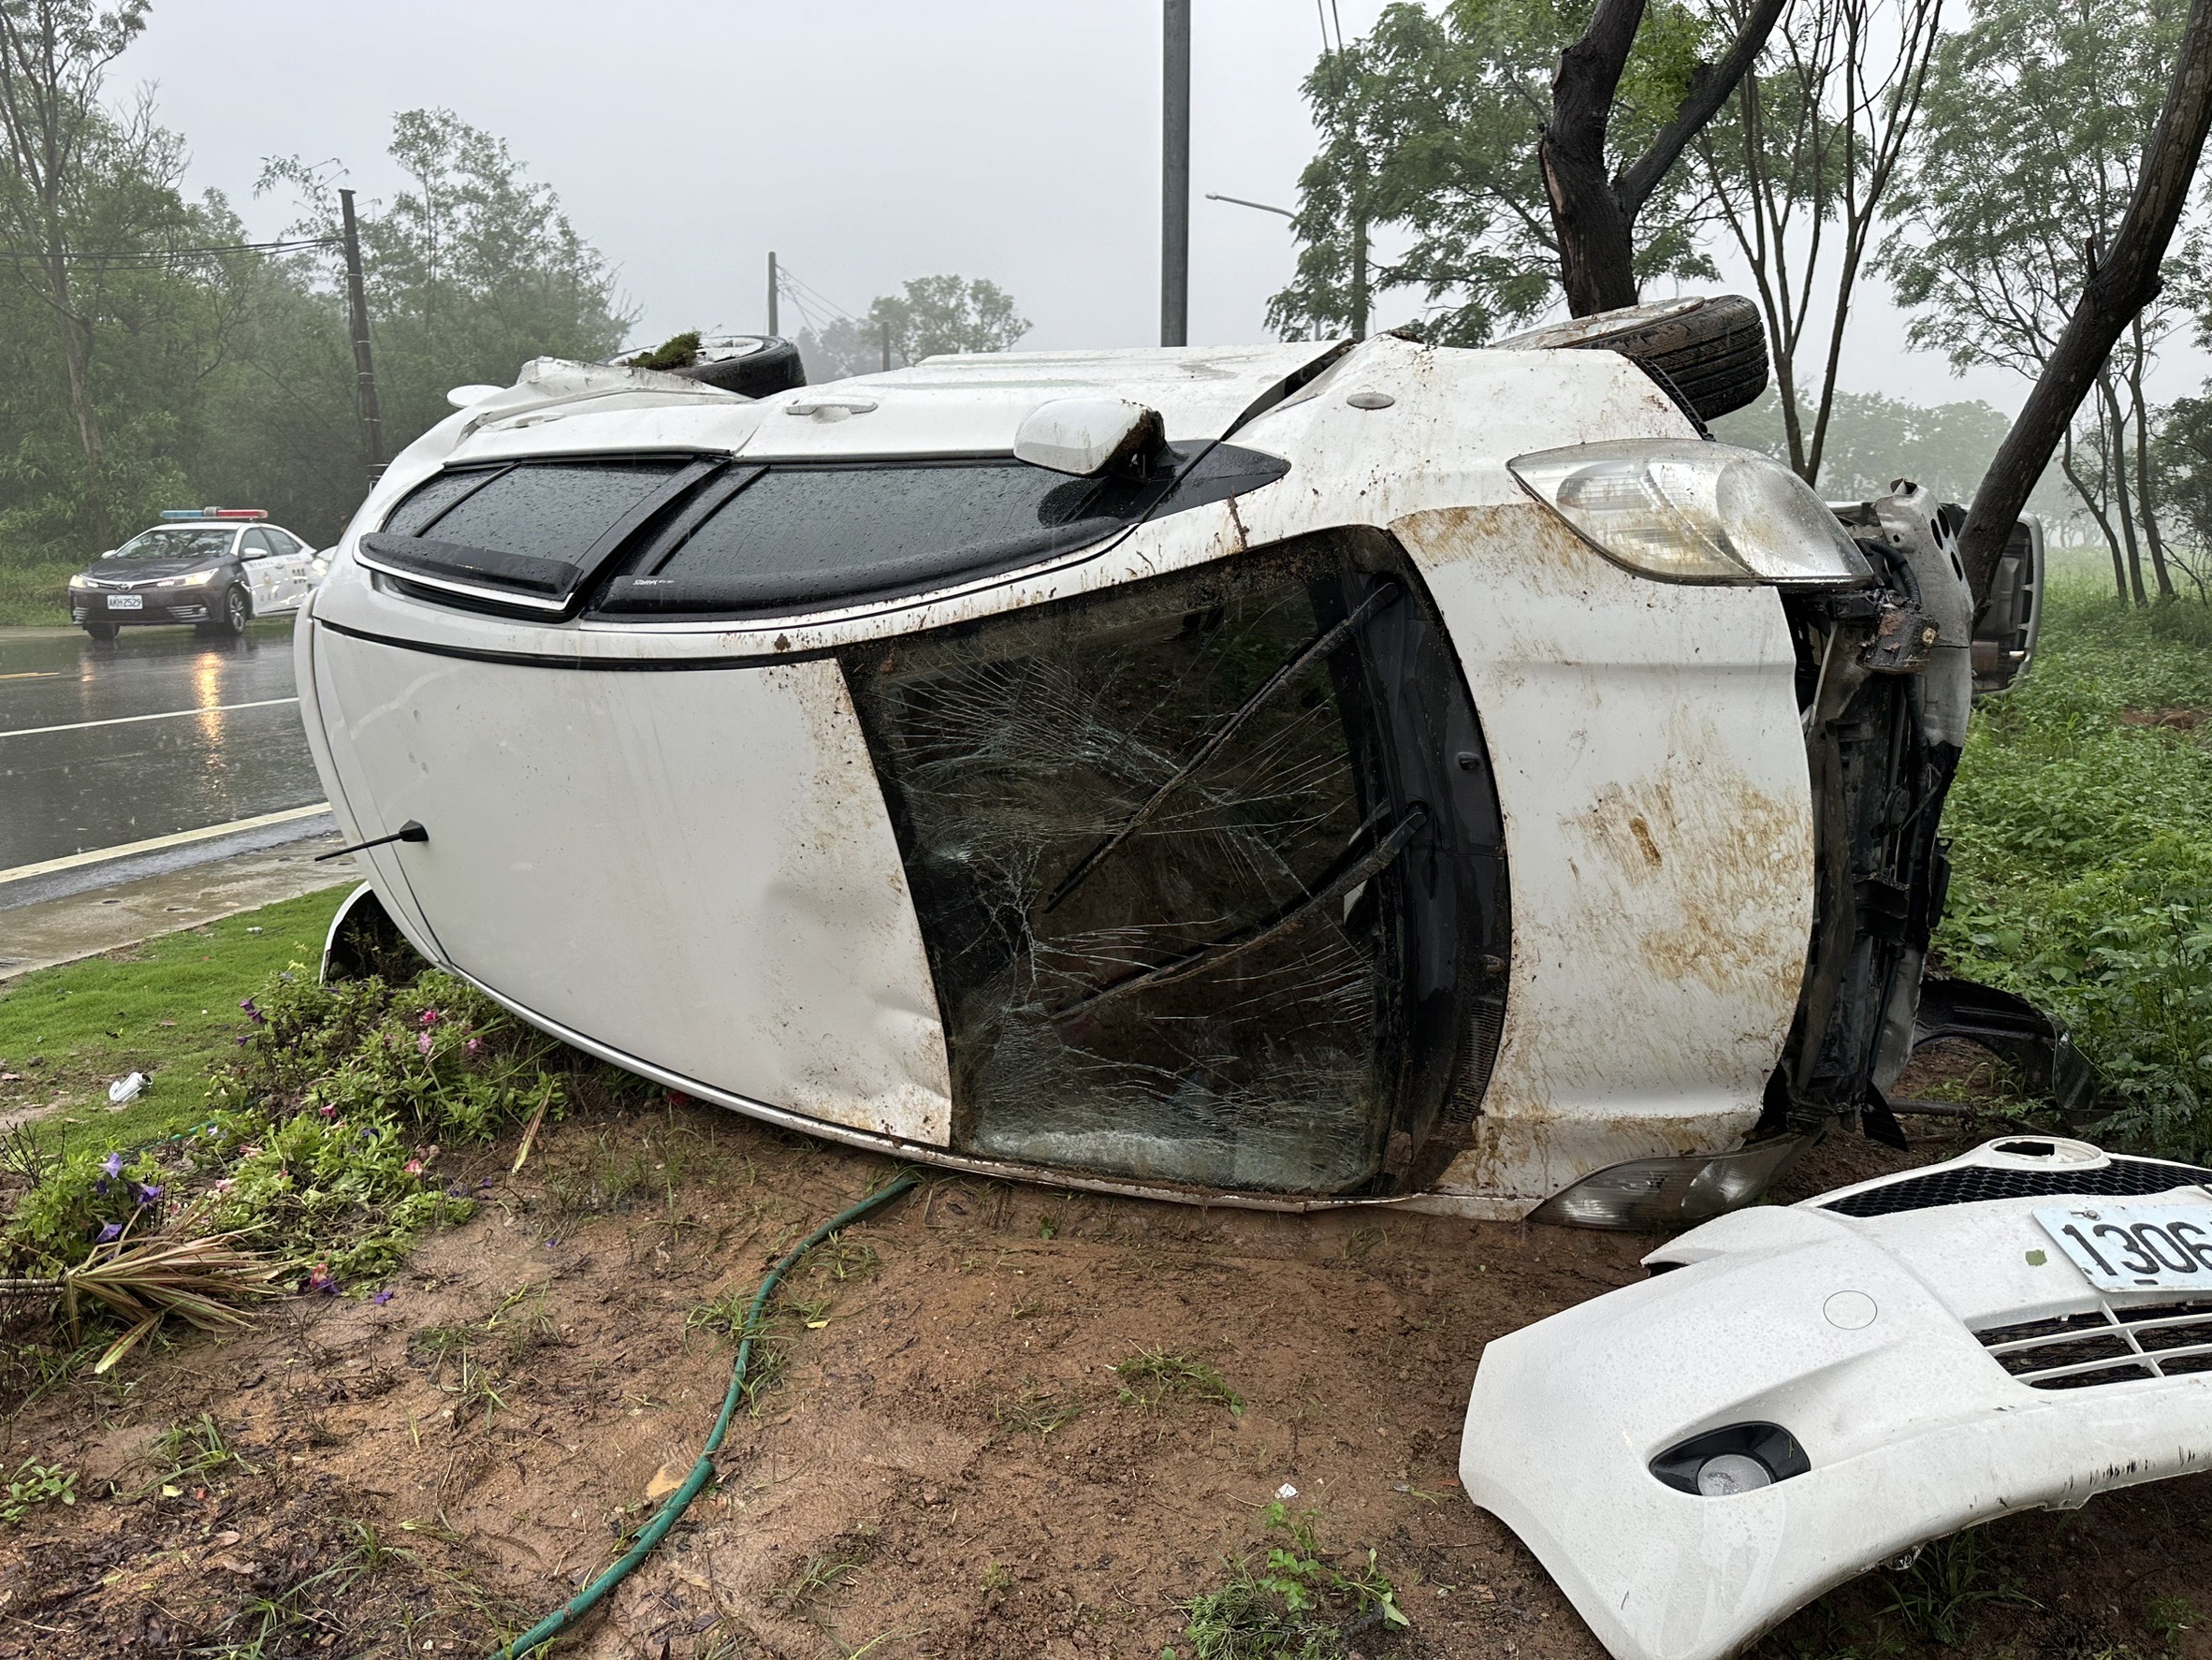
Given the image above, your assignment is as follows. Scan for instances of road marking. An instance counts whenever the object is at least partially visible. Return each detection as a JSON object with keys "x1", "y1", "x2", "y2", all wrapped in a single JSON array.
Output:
[
  {"x1": 0, "y1": 671, "x2": 61, "y2": 680},
  {"x1": 0, "y1": 804, "x2": 333, "y2": 886},
  {"x1": 0, "y1": 695, "x2": 299, "y2": 739}
]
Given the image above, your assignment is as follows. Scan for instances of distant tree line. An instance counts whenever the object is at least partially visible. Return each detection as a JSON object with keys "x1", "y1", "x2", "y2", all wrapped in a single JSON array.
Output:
[{"x1": 0, "y1": 0, "x2": 628, "y2": 569}]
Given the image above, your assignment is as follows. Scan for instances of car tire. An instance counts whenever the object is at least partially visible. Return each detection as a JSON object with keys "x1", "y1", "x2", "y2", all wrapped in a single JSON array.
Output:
[
  {"x1": 212, "y1": 584, "x2": 251, "y2": 637},
  {"x1": 83, "y1": 620, "x2": 119, "y2": 642},
  {"x1": 1492, "y1": 295, "x2": 1769, "y2": 423}
]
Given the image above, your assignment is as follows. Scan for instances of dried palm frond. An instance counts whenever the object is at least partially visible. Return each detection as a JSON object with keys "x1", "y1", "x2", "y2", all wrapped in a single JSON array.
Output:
[{"x1": 0, "y1": 1231, "x2": 281, "y2": 1373}]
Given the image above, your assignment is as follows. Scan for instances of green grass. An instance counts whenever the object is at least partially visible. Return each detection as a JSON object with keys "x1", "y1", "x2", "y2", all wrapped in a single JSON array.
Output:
[
  {"x1": 1170, "y1": 1502, "x2": 1407, "y2": 1660},
  {"x1": 0, "y1": 561, "x2": 76, "y2": 628},
  {"x1": 1113, "y1": 1347, "x2": 1244, "y2": 1415},
  {"x1": 0, "y1": 889, "x2": 352, "y2": 1158},
  {"x1": 1938, "y1": 576, "x2": 2212, "y2": 1158}
]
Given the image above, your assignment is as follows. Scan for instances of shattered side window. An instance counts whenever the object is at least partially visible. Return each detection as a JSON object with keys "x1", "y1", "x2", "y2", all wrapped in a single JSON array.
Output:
[{"x1": 843, "y1": 530, "x2": 1509, "y2": 1196}]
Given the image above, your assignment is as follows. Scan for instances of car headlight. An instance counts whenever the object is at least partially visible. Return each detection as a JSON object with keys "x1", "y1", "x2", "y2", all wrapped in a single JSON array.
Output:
[
  {"x1": 155, "y1": 570, "x2": 217, "y2": 588},
  {"x1": 67, "y1": 574, "x2": 91, "y2": 590},
  {"x1": 1508, "y1": 438, "x2": 1872, "y2": 586}
]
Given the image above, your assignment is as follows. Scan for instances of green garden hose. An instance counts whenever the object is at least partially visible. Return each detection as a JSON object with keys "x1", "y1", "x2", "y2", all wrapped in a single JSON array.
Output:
[{"x1": 491, "y1": 1172, "x2": 921, "y2": 1658}]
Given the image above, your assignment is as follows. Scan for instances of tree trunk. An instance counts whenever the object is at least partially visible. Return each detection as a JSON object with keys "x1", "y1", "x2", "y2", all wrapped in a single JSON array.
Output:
[
  {"x1": 1543, "y1": 0, "x2": 1787, "y2": 315},
  {"x1": 2128, "y1": 317, "x2": 2176, "y2": 599},
  {"x1": 43, "y1": 251, "x2": 110, "y2": 549},
  {"x1": 1542, "y1": 0, "x2": 1646, "y2": 316},
  {"x1": 2059, "y1": 423, "x2": 2131, "y2": 599},
  {"x1": 2100, "y1": 372, "x2": 2149, "y2": 604},
  {"x1": 1958, "y1": 0, "x2": 2212, "y2": 604}
]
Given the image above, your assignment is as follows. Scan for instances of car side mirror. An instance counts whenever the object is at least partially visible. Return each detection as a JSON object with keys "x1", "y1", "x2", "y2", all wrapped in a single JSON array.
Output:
[
  {"x1": 98, "y1": 549, "x2": 117, "y2": 559},
  {"x1": 1972, "y1": 513, "x2": 2043, "y2": 699},
  {"x1": 1014, "y1": 398, "x2": 1164, "y2": 476}
]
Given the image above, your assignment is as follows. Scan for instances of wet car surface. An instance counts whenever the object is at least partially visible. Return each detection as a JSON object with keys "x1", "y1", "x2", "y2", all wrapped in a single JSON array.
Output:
[{"x1": 0, "y1": 622, "x2": 323, "y2": 872}]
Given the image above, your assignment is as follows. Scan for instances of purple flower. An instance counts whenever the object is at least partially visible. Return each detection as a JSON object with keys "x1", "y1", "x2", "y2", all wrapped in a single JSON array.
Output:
[
  {"x1": 546, "y1": 1238, "x2": 560, "y2": 1248},
  {"x1": 477, "y1": 1176, "x2": 494, "y2": 1189},
  {"x1": 371, "y1": 1289, "x2": 394, "y2": 1306},
  {"x1": 135, "y1": 1183, "x2": 163, "y2": 1204},
  {"x1": 415, "y1": 1032, "x2": 434, "y2": 1056},
  {"x1": 103, "y1": 1152, "x2": 124, "y2": 1178},
  {"x1": 95, "y1": 1221, "x2": 122, "y2": 1244},
  {"x1": 239, "y1": 997, "x2": 265, "y2": 1024},
  {"x1": 95, "y1": 1178, "x2": 110, "y2": 1197}
]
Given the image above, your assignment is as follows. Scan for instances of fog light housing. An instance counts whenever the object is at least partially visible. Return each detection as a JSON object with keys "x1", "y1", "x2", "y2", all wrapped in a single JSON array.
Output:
[
  {"x1": 1650, "y1": 1422, "x2": 1810, "y2": 1496},
  {"x1": 1528, "y1": 1134, "x2": 1812, "y2": 1230}
]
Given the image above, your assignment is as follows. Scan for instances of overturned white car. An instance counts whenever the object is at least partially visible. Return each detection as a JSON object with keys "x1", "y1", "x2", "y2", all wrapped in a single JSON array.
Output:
[{"x1": 296, "y1": 298, "x2": 2045, "y2": 1223}]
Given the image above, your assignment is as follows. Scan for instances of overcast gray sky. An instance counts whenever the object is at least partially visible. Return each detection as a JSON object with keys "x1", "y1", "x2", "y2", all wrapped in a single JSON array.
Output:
[{"x1": 127, "y1": 1, "x2": 2205, "y2": 412}]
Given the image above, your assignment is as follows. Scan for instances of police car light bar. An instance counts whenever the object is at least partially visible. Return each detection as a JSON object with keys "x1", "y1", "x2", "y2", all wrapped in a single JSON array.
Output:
[{"x1": 158, "y1": 506, "x2": 268, "y2": 520}]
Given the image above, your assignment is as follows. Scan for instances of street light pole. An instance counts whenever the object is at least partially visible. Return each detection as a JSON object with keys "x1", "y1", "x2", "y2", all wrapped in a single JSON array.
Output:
[{"x1": 1161, "y1": 0, "x2": 1190, "y2": 347}]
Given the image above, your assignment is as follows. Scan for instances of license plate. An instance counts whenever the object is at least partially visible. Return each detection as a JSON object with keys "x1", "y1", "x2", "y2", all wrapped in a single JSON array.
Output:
[
  {"x1": 2037, "y1": 1202, "x2": 2212, "y2": 1292},
  {"x1": 106, "y1": 593, "x2": 142, "y2": 610}
]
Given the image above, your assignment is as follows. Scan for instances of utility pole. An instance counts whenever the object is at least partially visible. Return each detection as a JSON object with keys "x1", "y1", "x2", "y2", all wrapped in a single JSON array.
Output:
[
  {"x1": 1161, "y1": 0, "x2": 1190, "y2": 346},
  {"x1": 767, "y1": 250, "x2": 779, "y2": 336},
  {"x1": 881, "y1": 319, "x2": 892, "y2": 371},
  {"x1": 338, "y1": 188, "x2": 384, "y2": 481}
]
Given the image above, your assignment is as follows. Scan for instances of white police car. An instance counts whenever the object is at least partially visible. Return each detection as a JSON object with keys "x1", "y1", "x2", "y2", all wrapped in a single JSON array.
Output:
[{"x1": 68, "y1": 508, "x2": 324, "y2": 640}]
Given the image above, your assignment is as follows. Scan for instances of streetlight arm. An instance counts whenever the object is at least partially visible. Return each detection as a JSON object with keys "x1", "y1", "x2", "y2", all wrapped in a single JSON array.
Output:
[{"x1": 1205, "y1": 192, "x2": 1296, "y2": 219}]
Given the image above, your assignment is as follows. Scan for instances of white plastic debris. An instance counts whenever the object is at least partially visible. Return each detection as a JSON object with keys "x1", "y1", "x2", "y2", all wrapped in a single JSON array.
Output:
[
  {"x1": 107, "y1": 1071, "x2": 145, "y2": 1105},
  {"x1": 1274, "y1": 1483, "x2": 1299, "y2": 1501}
]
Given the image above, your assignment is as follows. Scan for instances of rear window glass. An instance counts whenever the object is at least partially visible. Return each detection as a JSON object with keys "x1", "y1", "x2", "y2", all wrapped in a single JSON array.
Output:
[
  {"x1": 613, "y1": 463, "x2": 1113, "y2": 613},
  {"x1": 387, "y1": 461, "x2": 686, "y2": 561}
]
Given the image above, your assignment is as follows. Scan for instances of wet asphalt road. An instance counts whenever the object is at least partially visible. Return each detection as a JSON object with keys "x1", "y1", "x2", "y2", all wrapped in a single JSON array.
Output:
[{"x1": 0, "y1": 619, "x2": 325, "y2": 875}]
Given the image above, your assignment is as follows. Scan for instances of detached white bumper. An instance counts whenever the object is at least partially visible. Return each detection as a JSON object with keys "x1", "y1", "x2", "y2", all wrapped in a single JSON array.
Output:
[{"x1": 1460, "y1": 1140, "x2": 2212, "y2": 1660}]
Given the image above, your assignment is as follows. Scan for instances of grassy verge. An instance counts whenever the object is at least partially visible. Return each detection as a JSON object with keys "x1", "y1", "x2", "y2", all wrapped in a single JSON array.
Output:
[
  {"x1": 1937, "y1": 574, "x2": 2212, "y2": 1159},
  {"x1": 0, "y1": 561, "x2": 77, "y2": 628},
  {"x1": 0, "y1": 889, "x2": 353, "y2": 1158}
]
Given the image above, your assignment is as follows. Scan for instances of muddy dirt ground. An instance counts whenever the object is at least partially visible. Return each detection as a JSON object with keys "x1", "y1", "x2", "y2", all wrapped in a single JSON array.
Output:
[{"x1": 0, "y1": 1046, "x2": 2206, "y2": 1659}]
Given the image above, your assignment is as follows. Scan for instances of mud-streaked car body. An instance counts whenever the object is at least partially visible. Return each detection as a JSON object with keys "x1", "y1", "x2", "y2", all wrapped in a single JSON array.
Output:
[
  {"x1": 295, "y1": 332, "x2": 2031, "y2": 1220},
  {"x1": 71, "y1": 511, "x2": 323, "y2": 639},
  {"x1": 1461, "y1": 1136, "x2": 2212, "y2": 1660}
]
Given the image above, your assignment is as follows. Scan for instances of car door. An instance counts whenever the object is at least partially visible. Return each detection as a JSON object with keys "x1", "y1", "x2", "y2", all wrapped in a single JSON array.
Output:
[
  {"x1": 264, "y1": 527, "x2": 308, "y2": 607},
  {"x1": 239, "y1": 529, "x2": 284, "y2": 611}
]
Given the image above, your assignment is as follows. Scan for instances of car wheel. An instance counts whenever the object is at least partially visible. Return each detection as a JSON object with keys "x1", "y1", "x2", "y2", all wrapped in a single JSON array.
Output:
[
  {"x1": 214, "y1": 584, "x2": 251, "y2": 637},
  {"x1": 1493, "y1": 295, "x2": 1770, "y2": 423},
  {"x1": 83, "y1": 620, "x2": 119, "y2": 642}
]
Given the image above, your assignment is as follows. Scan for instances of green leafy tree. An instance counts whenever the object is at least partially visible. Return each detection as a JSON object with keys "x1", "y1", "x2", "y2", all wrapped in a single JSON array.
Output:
[
  {"x1": 261, "y1": 109, "x2": 633, "y2": 462},
  {"x1": 797, "y1": 273, "x2": 1029, "y2": 379},
  {"x1": 1270, "y1": 0, "x2": 1725, "y2": 342},
  {"x1": 1882, "y1": 0, "x2": 2193, "y2": 603}
]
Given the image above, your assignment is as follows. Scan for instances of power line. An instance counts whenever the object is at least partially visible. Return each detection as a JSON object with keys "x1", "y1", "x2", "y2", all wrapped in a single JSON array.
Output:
[{"x1": 0, "y1": 235, "x2": 339, "y2": 270}]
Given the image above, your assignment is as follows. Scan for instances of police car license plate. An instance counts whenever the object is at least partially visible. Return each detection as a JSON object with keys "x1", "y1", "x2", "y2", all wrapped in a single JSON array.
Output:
[
  {"x1": 107, "y1": 593, "x2": 142, "y2": 610},
  {"x1": 2037, "y1": 1202, "x2": 2212, "y2": 1292}
]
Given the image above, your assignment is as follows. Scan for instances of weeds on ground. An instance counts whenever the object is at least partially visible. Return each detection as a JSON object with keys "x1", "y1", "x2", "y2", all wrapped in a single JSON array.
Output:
[
  {"x1": 1114, "y1": 1347, "x2": 1244, "y2": 1416},
  {"x1": 0, "y1": 1457, "x2": 73, "y2": 1522},
  {"x1": 1169, "y1": 1501, "x2": 1407, "y2": 1660},
  {"x1": 1879, "y1": 1528, "x2": 2035, "y2": 1648},
  {"x1": 1939, "y1": 579, "x2": 2212, "y2": 1158},
  {"x1": 2147, "y1": 1594, "x2": 2200, "y2": 1652},
  {"x1": 995, "y1": 1382, "x2": 1084, "y2": 1437},
  {"x1": 138, "y1": 1410, "x2": 251, "y2": 1492}
]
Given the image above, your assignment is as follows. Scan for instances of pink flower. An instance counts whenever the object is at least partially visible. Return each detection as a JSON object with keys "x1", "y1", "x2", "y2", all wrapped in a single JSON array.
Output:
[
  {"x1": 403, "y1": 1158, "x2": 424, "y2": 1176},
  {"x1": 416, "y1": 1032, "x2": 434, "y2": 1056},
  {"x1": 419, "y1": 1009, "x2": 443, "y2": 1027},
  {"x1": 465, "y1": 1037, "x2": 483, "y2": 1056},
  {"x1": 318, "y1": 1103, "x2": 339, "y2": 1118}
]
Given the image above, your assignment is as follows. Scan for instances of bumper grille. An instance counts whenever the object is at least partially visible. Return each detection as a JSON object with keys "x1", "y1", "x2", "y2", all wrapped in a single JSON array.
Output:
[
  {"x1": 1976, "y1": 1301, "x2": 2212, "y2": 1389},
  {"x1": 1824, "y1": 1157, "x2": 2212, "y2": 1218}
]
